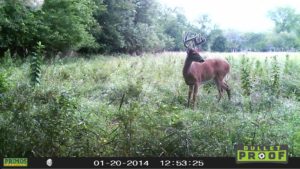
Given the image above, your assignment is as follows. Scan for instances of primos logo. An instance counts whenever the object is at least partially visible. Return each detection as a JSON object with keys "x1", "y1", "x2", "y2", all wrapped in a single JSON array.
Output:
[
  {"x1": 3, "y1": 158, "x2": 28, "y2": 167},
  {"x1": 236, "y1": 145, "x2": 288, "y2": 163}
]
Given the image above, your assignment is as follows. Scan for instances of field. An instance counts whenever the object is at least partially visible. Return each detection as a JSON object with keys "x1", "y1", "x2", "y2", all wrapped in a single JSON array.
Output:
[{"x1": 0, "y1": 52, "x2": 300, "y2": 157}]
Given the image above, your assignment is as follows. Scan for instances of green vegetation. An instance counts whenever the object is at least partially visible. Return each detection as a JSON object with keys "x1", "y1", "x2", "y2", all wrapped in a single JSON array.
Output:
[
  {"x1": 0, "y1": 0, "x2": 97, "y2": 57},
  {"x1": 0, "y1": 52, "x2": 299, "y2": 157},
  {"x1": 29, "y1": 42, "x2": 44, "y2": 86},
  {"x1": 1, "y1": 0, "x2": 300, "y2": 58}
]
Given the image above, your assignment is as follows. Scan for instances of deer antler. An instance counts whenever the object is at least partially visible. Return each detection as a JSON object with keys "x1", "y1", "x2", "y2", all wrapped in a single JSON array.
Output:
[
  {"x1": 195, "y1": 34, "x2": 206, "y2": 45},
  {"x1": 183, "y1": 32, "x2": 206, "y2": 49},
  {"x1": 183, "y1": 32, "x2": 197, "y2": 49}
]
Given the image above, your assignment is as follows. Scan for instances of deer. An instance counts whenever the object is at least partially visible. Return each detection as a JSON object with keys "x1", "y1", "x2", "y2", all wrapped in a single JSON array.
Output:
[{"x1": 182, "y1": 32, "x2": 231, "y2": 109}]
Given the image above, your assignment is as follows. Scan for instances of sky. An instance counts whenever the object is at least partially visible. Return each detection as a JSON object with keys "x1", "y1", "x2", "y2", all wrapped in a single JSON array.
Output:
[
  {"x1": 25, "y1": 0, "x2": 44, "y2": 9},
  {"x1": 159, "y1": 0, "x2": 300, "y2": 32}
]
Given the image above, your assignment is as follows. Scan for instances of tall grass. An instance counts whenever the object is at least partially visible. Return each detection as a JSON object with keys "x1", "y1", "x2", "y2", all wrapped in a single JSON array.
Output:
[{"x1": 0, "y1": 52, "x2": 299, "y2": 157}]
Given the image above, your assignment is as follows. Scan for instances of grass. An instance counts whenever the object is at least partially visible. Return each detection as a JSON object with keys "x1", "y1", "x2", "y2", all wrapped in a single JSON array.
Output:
[{"x1": 0, "y1": 52, "x2": 300, "y2": 157}]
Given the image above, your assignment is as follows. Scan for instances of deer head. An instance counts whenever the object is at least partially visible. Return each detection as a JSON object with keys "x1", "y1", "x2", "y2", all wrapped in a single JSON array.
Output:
[{"x1": 183, "y1": 32, "x2": 206, "y2": 62}]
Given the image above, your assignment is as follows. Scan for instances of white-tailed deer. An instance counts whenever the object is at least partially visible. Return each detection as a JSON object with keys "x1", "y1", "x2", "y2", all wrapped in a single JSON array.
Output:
[{"x1": 182, "y1": 33, "x2": 231, "y2": 109}]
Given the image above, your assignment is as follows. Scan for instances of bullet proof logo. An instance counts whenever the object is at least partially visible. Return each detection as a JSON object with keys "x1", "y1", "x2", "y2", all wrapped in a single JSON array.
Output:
[{"x1": 236, "y1": 145, "x2": 288, "y2": 163}]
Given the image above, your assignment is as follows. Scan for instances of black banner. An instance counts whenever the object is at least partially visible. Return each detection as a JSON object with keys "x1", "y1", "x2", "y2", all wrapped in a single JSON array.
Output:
[{"x1": 1, "y1": 157, "x2": 300, "y2": 168}]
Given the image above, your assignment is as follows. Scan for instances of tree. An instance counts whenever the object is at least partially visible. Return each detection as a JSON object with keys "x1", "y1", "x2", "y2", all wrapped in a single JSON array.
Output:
[
  {"x1": 268, "y1": 7, "x2": 300, "y2": 33},
  {"x1": 196, "y1": 14, "x2": 214, "y2": 36},
  {"x1": 0, "y1": 0, "x2": 40, "y2": 57},
  {"x1": 267, "y1": 7, "x2": 300, "y2": 51},
  {"x1": 92, "y1": 0, "x2": 134, "y2": 53},
  {"x1": 242, "y1": 32, "x2": 268, "y2": 51},
  {"x1": 158, "y1": 8, "x2": 190, "y2": 51},
  {"x1": 0, "y1": 0, "x2": 99, "y2": 57},
  {"x1": 207, "y1": 28, "x2": 223, "y2": 51},
  {"x1": 41, "y1": 0, "x2": 99, "y2": 54},
  {"x1": 211, "y1": 35, "x2": 227, "y2": 52},
  {"x1": 127, "y1": 0, "x2": 167, "y2": 53},
  {"x1": 270, "y1": 32, "x2": 299, "y2": 51},
  {"x1": 94, "y1": 0, "x2": 170, "y2": 54},
  {"x1": 224, "y1": 30, "x2": 242, "y2": 52},
  {"x1": 196, "y1": 14, "x2": 215, "y2": 51}
]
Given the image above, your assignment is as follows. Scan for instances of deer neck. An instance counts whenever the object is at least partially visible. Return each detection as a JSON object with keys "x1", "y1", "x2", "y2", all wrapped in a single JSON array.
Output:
[
  {"x1": 183, "y1": 55, "x2": 204, "y2": 75},
  {"x1": 183, "y1": 58, "x2": 193, "y2": 76}
]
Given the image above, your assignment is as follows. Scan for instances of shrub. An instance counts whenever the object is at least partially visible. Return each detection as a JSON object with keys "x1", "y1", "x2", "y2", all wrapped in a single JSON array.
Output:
[
  {"x1": 271, "y1": 56, "x2": 280, "y2": 97},
  {"x1": 293, "y1": 132, "x2": 300, "y2": 156},
  {"x1": 0, "y1": 85, "x2": 94, "y2": 156},
  {"x1": 30, "y1": 42, "x2": 44, "y2": 87},
  {"x1": 281, "y1": 79, "x2": 300, "y2": 101},
  {"x1": 0, "y1": 72, "x2": 10, "y2": 93},
  {"x1": 1, "y1": 49, "x2": 14, "y2": 67},
  {"x1": 240, "y1": 56, "x2": 251, "y2": 96}
]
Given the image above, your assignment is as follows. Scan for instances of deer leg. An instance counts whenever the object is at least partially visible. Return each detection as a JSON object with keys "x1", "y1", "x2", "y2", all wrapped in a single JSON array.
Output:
[
  {"x1": 192, "y1": 83, "x2": 199, "y2": 109},
  {"x1": 215, "y1": 79, "x2": 223, "y2": 102},
  {"x1": 218, "y1": 88, "x2": 224, "y2": 102},
  {"x1": 222, "y1": 82, "x2": 231, "y2": 100},
  {"x1": 187, "y1": 85, "x2": 194, "y2": 107}
]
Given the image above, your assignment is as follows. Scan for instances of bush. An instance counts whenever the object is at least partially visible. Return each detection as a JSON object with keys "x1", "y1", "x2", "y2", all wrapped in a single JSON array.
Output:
[
  {"x1": 0, "y1": 72, "x2": 10, "y2": 93},
  {"x1": 30, "y1": 42, "x2": 44, "y2": 87},
  {"x1": 271, "y1": 56, "x2": 280, "y2": 97},
  {"x1": 281, "y1": 79, "x2": 300, "y2": 101},
  {"x1": 293, "y1": 132, "x2": 300, "y2": 156},
  {"x1": 0, "y1": 85, "x2": 94, "y2": 156},
  {"x1": 0, "y1": 50, "x2": 13, "y2": 67}
]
